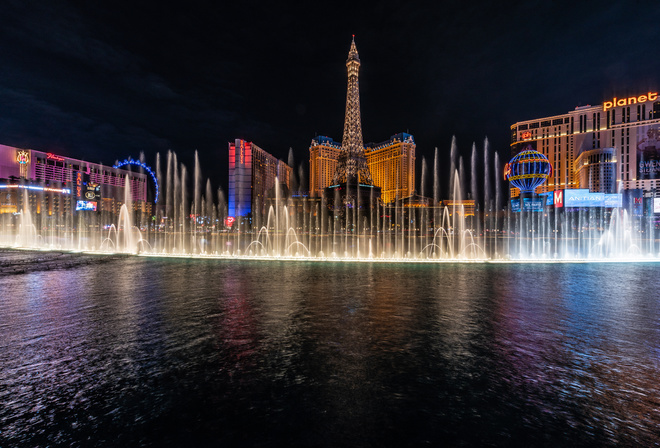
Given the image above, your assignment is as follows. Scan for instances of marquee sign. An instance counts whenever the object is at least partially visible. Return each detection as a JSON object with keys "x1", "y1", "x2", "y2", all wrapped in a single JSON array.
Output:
[{"x1": 603, "y1": 92, "x2": 658, "y2": 111}]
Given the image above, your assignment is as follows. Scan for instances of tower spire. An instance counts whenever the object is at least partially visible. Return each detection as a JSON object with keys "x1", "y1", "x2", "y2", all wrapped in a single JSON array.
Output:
[{"x1": 332, "y1": 36, "x2": 373, "y2": 185}]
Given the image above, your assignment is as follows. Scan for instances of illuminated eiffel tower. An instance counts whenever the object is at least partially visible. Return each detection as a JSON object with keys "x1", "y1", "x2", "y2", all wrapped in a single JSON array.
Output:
[{"x1": 332, "y1": 36, "x2": 373, "y2": 186}]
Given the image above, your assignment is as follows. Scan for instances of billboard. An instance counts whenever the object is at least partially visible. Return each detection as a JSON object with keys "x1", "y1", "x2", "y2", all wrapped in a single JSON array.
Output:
[
  {"x1": 655, "y1": 198, "x2": 660, "y2": 214},
  {"x1": 564, "y1": 189, "x2": 604, "y2": 207},
  {"x1": 84, "y1": 182, "x2": 101, "y2": 201},
  {"x1": 637, "y1": 125, "x2": 660, "y2": 180},
  {"x1": 511, "y1": 197, "x2": 544, "y2": 212},
  {"x1": 538, "y1": 192, "x2": 554, "y2": 205},
  {"x1": 556, "y1": 189, "x2": 622, "y2": 208},
  {"x1": 622, "y1": 189, "x2": 644, "y2": 216},
  {"x1": 75, "y1": 200, "x2": 97, "y2": 211},
  {"x1": 603, "y1": 194, "x2": 622, "y2": 208}
]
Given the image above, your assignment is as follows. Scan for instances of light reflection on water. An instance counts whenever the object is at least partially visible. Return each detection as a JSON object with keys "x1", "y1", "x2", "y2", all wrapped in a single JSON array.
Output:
[{"x1": 0, "y1": 254, "x2": 659, "y2": 447}]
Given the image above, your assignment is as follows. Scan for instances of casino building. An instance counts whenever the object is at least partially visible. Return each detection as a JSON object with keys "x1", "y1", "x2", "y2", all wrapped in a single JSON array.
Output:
[
  {"x1": 510, "y1": 91, "x2": 660, "y2": 196},
  {"x1": 227, "y1": 139, "x2": 292, "y2": 222},
  {"x1": 0, "y1": 143, "x2": 150, "y2": 216},
  {"x1": 309, "y1": 132, "x2": 416, "y2": 204}
]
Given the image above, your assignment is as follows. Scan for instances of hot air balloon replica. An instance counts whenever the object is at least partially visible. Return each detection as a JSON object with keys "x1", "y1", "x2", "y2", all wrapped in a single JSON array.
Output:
[{"x1": 504, "y1": 145, "x2": 552, "y2": 211}]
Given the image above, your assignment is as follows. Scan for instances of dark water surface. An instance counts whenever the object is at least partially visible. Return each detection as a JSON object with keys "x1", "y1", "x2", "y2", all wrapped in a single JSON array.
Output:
[{"x1": 1, "y1": 252, "x2": 659, "y2": 447}]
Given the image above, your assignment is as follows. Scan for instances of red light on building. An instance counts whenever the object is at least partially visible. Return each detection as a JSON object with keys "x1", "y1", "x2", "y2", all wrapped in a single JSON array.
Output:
[
  {"x1": 521, "y1": 131, "x2": 532, "y2": 140},
  {"x1": 503, "y1": 163, "x2": 511, "y2": 180},
  {"x1": 76, "y1": 171, "x2": 82, "y2": 199},
  {"x1": 225, "y1": 216, "x2": 235, "y2": 227}
]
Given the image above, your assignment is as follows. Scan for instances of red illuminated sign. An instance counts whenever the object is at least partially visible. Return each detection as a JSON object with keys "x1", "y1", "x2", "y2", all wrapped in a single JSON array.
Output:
[
  {"x1": 225, "y1": 216, "x2": 235, "y2": 227},
  {"x1": 553, "y1": 190, "x2": 564, "y2": 208},
  {"x1": 47, "y1": 153, "x2": 65, "y2": 162},
  {"x1": 503, "y1": 163, "x2": 511, "y2": 180},
  {"x1": 521, "y1": 131, "x2": 532, "y2": 140},
  {"x1": 75, "y1": 171, "x2": 82, "y2": 199}
]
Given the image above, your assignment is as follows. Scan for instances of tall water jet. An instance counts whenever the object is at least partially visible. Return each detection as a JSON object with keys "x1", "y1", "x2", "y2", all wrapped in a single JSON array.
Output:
[
  {"x1": 17, "y1": 189, "x2": 37, "y2": 248},
  {"x1": 449, "y1": 136, "x2": 457, "y2": 200},
  {"x1": 193, "y1": 151, "x2": 202, "y2": 253},
  {"x1": 471, "y1": 143, "x2": 478, "y2": 206},
  {"x1": 459, "y1": 156, "x2": 466, "y2": 202},
  {"x1": 433, "y1": 147, "x2": 440, "y2": 204},
  {"x1": 484, "y1": 137, "x2": 491, "y2": 213},
  {"x1": 117, "y1": 175, "x2": 135, "y2": 253}
]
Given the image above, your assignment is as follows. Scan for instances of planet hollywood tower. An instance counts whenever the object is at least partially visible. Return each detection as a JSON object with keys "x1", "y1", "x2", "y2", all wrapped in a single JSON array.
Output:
[{"x1": 325, "y1": 37, "x2": 381, "y2": 216}]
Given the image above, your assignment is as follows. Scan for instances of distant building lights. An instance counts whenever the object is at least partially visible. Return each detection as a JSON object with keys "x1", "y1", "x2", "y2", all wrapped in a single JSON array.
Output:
[{"x1": 0, "y1": 184, "x2": 71, "y2": 194}]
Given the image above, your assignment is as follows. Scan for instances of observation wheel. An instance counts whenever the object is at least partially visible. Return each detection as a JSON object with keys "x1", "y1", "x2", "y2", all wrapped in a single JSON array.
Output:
[{"x1": 113, "y1": 158, "x2": 160, "y2": 203}]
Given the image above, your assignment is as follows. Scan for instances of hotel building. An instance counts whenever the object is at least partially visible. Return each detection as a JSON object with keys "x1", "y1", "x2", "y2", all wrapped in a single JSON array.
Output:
[
  {"x1": 227, "y1": 139, "x2": 292, "y2": 220},
  {"x1": 309, "y1": 136, "x2": 341, "y2": 199},
  {"x1": 0, "y1": 143, "x2": 150, "y2": 215},
  {"x1": 510, "y1": 91, "x2": 660, "y2": 196},
  {"x1": 309, "y1": 132, "x2": 416, "y2": 204}
]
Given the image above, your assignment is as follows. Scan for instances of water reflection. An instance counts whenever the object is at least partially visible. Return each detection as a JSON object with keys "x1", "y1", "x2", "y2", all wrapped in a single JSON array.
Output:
[{"x1": 0, "y1": 254, "x2": 659, "y2": 447}]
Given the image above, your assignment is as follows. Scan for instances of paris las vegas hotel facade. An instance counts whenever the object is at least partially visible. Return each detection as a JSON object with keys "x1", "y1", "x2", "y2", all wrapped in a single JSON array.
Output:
[{"x1": 511, "y1": 91, "x2": 660, "y2": 197}]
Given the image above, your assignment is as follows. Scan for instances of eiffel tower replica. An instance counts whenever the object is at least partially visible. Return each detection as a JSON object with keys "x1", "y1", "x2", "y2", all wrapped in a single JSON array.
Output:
[{"x1": 325, "y1": 37, "x2": 381, "y2": 220}]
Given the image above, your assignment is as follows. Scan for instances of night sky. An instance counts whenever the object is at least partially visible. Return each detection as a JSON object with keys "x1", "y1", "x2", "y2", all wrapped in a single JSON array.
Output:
[{"x1": 2, "y1": 0, "x2": 660, "y2": 195}]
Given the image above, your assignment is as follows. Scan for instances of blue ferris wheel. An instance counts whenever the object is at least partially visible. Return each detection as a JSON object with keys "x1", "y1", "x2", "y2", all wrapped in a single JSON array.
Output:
[{"x1": 112, "y1": 158, "x2": 160, "y2": 203}]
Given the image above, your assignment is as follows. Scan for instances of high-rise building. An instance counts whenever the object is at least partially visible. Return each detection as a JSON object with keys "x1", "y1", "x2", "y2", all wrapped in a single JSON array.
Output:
[
  {"x1": 510, "y1": 91, "x2": 660, "y2": 195},
  {"x1": 364, "y1": 133, "x2": 416, "y2": 204},
  {"x1": 309, "y1": 136, "x2": 341, "y2": 198},
  {"x1": 228, "y1": 139, "x2": 292, "y2": 220}
]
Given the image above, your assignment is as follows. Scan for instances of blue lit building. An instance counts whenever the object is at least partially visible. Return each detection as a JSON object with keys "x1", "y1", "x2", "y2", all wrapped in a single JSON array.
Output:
[{"x1": 227, "y1": 139, "x2": 292, "y2": 223}]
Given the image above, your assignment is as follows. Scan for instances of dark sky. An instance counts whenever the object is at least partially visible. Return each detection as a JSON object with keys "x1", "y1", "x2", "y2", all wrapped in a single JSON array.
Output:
[{"x1": 1, "y1": 0, "x2": 660, "y2": 195}]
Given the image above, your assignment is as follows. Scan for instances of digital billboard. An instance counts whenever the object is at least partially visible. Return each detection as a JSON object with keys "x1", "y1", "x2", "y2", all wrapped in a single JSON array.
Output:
[
  {"x1": 637, "y1": 125, "x2": 660, "y2": 180},
  {"x1": 622, "y1": 189, "x2": 644, "y2": 216},
  {"x1": 654, "y1": 198, "x2": 660, "y2": 214},
  {"x1": 564, "y1": 189, "x2": 603, "y2": 207},
  {"x1": 603, "y1": 194, "x2": 622, "y2": 208},
  {"x1": 554, "y1": 189, "x2": 622, "y2": 208},
  {"x1": 511, "y1": 197, "x2": 544, "y2": 212},
  {"x1": 76, "y1": 200, "x2": 97, "y2": 211}
]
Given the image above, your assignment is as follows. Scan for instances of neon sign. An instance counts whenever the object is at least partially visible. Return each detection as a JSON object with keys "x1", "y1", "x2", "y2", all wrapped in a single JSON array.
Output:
[
  {"x1": 113, "y1": 158, "x2": 160, "y2": 203},
  {"x1": 521, "y1": 131, "x2": 532, "y2": 140},
  {"x1": 46, "y1": 153, "x2": 65, "y2": 162},
  {"x1": 75, "y1": 171, "x2": 82, "y2": 199},
  {"x1": 225, "y1": 216, "x2": 235, "y2": 227},
  {"x1": 16, "y1": 150, "x2": 30, "y2": 164},
  {"x1": 503, "y1": 162, "x2": 511, "y2": 180},
  {"x1": 603, "y1": 92, "x2": 658, "y2": 111}
]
